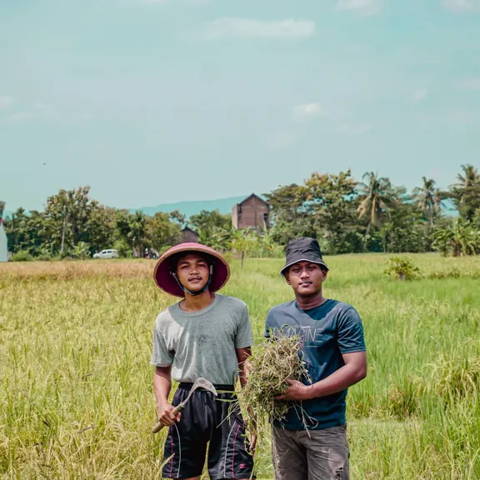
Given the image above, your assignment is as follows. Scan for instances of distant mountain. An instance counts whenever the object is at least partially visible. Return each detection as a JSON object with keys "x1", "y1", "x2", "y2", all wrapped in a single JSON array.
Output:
[
  {"x1": 129, "y1": 195, "x2": 248, "y2": 218},
  {"x1": 2, "y1": 194, "x2": 458, "y2": 220}
]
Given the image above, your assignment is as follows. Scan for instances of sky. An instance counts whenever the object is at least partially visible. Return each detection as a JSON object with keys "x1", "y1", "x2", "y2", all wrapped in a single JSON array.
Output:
[{"x1": 1, "y1": 0, "x2": 480, "y2": 212}]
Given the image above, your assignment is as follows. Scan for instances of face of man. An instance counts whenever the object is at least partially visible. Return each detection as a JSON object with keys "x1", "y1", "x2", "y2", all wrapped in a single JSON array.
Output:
[
  {"x1": 285, "y1": 261, "x2": 327, "y2": 297},
  {"x1": 175, "y1": 253, "x2": 211, "y2": 293}
]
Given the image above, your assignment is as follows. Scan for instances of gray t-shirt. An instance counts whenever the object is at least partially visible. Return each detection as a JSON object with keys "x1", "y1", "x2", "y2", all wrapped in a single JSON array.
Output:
[{"x1": 151, "y1": 294, "x2": 253, "y2": 385}]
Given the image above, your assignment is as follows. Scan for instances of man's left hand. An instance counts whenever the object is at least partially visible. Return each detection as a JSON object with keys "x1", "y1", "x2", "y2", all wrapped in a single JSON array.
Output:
[{"x1": 274, "y1": 379, "x2": 313, "y2": 401}]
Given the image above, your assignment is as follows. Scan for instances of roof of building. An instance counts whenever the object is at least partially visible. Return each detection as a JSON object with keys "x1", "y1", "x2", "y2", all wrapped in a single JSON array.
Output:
[{"x1": 236, "y1": 193, "x2": 269, "y2": 207}]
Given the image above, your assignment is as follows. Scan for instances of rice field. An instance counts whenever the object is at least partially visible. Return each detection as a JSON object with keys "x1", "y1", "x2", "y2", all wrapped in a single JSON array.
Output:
[{"x1": 1, "y1": 253, "x2": 480, "y2": 479}]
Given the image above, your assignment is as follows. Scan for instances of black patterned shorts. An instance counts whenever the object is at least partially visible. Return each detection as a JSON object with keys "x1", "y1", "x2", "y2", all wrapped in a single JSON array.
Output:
[{"x1": 162, "y1": 383, "x2": 254, "y2": 479}]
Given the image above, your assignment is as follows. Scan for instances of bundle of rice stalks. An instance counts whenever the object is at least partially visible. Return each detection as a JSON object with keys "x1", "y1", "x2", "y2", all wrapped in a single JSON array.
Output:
[{"x1": 239, "y1": 335, "x2": 308, "y2": 431}]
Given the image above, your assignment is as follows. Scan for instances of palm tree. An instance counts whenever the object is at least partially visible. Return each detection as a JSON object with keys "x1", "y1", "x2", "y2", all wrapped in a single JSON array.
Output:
[
  {"x1": 451, "y1": 164, "x2": 480, "y2": 220},
  {"x1": 456, "y1": 164, "x2": 480, "y2": 188},
  {"x1": 356, "y1": 172, "x2": 397, "y2": 236},
  {"x1": 433, "y1": 219, "x2": 480, "y2": 256},
  {"x1": 412, "y1": 177, "x2": 442, "y2": 227}
]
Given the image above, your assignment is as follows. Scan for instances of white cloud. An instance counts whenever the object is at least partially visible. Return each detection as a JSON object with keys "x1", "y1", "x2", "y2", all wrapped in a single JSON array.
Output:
[
  {"x1": 459, "y1": 77, "x2": 480, "y2": 90},
  {"x1": 336, "y1": 0, "x2": 382, "y2": 15},
  {"x1": 206, "y1": 18, "x2": 315, "y2": 39},
  {"x1": 0, "y1": 96, "x2": 14, "y2": 109},
  {"x1": 413, "y1": 88, "x2": 428, "y2": 102},
  {"x1": 8, "y1": 112, "x2": 36, "y2": 123},
  {"x1": 443, "y1": 0, "x2": 480, "y2": 12},
  {"x1": 5, "y1": 102, "x2": 58, "y2": 124},
  {"x1": 292, "y1": 103, "x2": 324, "y2": 122}
]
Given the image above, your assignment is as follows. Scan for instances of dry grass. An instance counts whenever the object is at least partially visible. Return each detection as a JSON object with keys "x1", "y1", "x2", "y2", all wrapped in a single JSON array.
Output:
[
  {"x1": 2, "y1": 255, "x2": 480, "y2": 478},
  {"x1": 239, "y1": 336, "x2": 308, "y2": 433},
  {"x1": 0, "y1": 259, "x2": 155, "y2": 281}
]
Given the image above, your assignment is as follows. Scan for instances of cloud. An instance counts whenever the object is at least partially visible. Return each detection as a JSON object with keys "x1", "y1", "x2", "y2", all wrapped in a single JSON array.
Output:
[
  {"x1": 8, "y1": 112, "x2": 36, "y2": 123},
  {"x1": 5, "y1": 102, "x2": 58, "y2": 124},
  {"x1": 292, "y1": 103, "x2": 324, "y2": 122},
  {"x1": 443, "y1": 0, "x2": 480, "y2": 12},
  {"x1": 413, "y1": 88, "x2": 428, "y2": 102},
  {"x1": 206, "y1": 18, "x2": 315, "y2": 39},
  {"x1": 336, "y1": 0, "x2": 382, "y2": 15},
  {"x1": 459, "y1": 77, "x2": 480, "y2": 90},
  {"x1": 0, "y1": 96, "x2": 14, "y2": 109}
]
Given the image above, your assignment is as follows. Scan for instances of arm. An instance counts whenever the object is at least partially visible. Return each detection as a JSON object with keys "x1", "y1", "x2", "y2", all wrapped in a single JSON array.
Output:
[
  {"x1": 153, "y1": 365, "x2": 181, "y2": 426},
  {"x1": 236, "y1": 346, "x2": 252, "y2": 389},
  {"x1": 275, "y1": 351, "x2": 367, "y2": 401},
  {"x1": 236, "y1": 345, "x2": 257, "y2": 452}
]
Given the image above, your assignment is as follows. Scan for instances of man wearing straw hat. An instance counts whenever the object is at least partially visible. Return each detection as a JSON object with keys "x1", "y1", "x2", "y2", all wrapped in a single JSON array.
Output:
[
  {"x1": 151, "y1": 242, "x2": 255, "y2": 480},
  {"x1": 265, "y1": 237, "x2": 367, "y2": 480}
]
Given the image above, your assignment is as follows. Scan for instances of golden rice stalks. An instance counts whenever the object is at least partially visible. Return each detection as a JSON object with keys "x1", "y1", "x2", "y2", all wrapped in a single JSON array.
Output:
[{"x1": 239, "y1": 335, "x2": 308, "y2": 430}]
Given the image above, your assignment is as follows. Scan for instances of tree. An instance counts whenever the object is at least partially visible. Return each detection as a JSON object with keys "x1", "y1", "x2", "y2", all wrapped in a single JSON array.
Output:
[
  {"x1": 42, "y1": 186, "x2": 118, "y2": 256},
  {"x1": 433, "y1": 219, "x2": 480, "y2": 256},
  {"x1": 379, "y1": 203, "x2": 425, "y2": 253},
  {"x1": 450, "y1": 164, "x2": 480, "y2": 221},
  {"x1": 304, "y1": 170, "x2": 361, "y2": 254},
  {"x1": 412, "y1": 177, "x2": 443, "y2": 227},
  {"x1": 169, "y1": 210, "x2": 187, "y2": 228},
  {"x1": 190, "y1": 210, "x2": 231, "y2": 237},
  {"x1": 146, "y1": 212, "x2": 181, "y2": 252},
  {"x1": 265, "y1": 184, "x2": 316, "y2": 245},
  {"x1": 231, "y1": 229, "x2": 260, "y2": 267},
  {"x1": 4, "y1": 208, "x2": 50, "y2": 255},
  {"x1": 357, "y1": 172, "x2": 398, "y2": 236},
  {"x1": 85, "y1": 206, "x2": 116, "y2": 254},
  {"x1": 115, "y1": 210, "x2": 148, "y2": 257},
  {"x1": 189, "y1": 210, "x2": 233, "y2": 251},
  {"x1": 44, "y1": 186, "x2": 94, "y2": 254}
]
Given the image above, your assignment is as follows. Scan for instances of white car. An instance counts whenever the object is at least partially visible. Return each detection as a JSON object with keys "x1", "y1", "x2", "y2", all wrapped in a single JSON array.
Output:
[{"x1": 93, "y1": 249, "x2": 119, "y2": 259}]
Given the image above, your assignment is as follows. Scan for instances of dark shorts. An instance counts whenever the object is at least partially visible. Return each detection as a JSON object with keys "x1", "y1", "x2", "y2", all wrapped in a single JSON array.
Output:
[{"x1": 162, "y1": 383, "x2": 254, "y2": 479}]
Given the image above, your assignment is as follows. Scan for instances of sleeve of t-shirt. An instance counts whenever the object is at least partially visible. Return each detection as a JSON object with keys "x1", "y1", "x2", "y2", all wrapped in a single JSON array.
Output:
[
  {"x1": 235, "y1": 303, "x2": 253, "y2": 348},
  {"x1": 337, "y1": 306, "x2": 366, "y2": 354},
  {"x1": 150, "y1": 321, "x2": 174, "y2": 367}
]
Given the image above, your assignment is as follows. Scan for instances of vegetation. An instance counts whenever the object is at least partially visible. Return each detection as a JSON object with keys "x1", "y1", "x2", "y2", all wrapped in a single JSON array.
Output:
[
  {"x1": 433, "y1": 219, "x2": 480, "y2": 257},
  {"x1": 384, "y1": 256, "x2": 420, "y2": 280},
  {"x1": 1, "y1": 254, "x2": 480, "y2": 478},
  {"x1": 4, "y1": 164, "x2": 480, "y2": 259},
  {"x1": 266, "y1": 165, "x2": 480, "y2": 256},
  {"x1": 239, "y1": 336, "x2": 308, "y2": 436}
]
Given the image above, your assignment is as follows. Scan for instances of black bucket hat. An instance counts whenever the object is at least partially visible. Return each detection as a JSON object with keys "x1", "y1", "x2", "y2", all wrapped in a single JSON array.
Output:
[{"x1": 280, "y1": 237, "x2": 329, "y2": 276}]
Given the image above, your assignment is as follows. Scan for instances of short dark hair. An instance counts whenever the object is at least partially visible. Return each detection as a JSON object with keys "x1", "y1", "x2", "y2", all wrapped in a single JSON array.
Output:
[{"x1": 171, "y1": 251, "x2": 212, "y2": 271}]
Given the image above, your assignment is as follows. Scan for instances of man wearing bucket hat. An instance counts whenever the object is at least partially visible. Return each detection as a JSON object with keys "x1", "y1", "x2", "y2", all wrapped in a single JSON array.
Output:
[
  {"x1": 264, "y1": 237, "x2": 367, "y2": 480},
  {"x1": 151, "y1": 242, "x2": 255, "y2": 480}
]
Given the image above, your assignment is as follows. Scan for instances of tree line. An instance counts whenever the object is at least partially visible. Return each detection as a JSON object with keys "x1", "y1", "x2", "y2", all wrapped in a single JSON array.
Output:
[
  {"x1": 4, "y1": 164, "x2": 480, "y2": 260},
  {"x1": 266, "y1": 165, "x2": 480, "y2": 256}
]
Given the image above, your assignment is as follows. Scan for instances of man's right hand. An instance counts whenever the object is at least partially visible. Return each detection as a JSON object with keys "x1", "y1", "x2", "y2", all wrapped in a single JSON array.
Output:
[{"x1": 157, "y1": 404, "x2": 181, "y2": 426}]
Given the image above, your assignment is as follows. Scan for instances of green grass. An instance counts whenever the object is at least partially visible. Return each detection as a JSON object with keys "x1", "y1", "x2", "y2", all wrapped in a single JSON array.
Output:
[{"x1": 1, "y1": 254, "x2": 480, "y2": 479}]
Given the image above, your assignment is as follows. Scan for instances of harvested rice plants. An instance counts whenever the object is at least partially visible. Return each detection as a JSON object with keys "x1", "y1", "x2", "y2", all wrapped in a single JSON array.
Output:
[{"x1": 1, "y1": 254, "x2": 480, "y2": 479}]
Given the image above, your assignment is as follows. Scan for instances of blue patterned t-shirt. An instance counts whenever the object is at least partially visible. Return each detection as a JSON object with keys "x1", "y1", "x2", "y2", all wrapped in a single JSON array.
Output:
[{"x1": 264, "y1": 299, "x2": 366, "y2": 430}]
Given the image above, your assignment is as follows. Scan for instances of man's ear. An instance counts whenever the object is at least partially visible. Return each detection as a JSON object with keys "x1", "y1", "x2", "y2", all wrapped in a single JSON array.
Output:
[{"x1": 283, "y1": 272, "x2": 291, "y2": 285}]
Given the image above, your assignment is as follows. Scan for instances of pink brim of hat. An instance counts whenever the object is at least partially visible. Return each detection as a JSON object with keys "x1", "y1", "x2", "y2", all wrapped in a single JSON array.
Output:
[{"x1": 153, "y1": 242, "x2": 230, "y2": 297}]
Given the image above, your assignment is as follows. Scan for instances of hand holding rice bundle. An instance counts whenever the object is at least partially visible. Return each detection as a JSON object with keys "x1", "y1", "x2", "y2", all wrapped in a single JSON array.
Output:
[{"x1": 239, "y1": 335, "x2": 309, "y2": 431}]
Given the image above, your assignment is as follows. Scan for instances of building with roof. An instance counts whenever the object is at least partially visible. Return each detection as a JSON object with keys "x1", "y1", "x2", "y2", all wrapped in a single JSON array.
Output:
[{"x1": 232, "y1": 194, "x2": 269, "y2": 231}]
